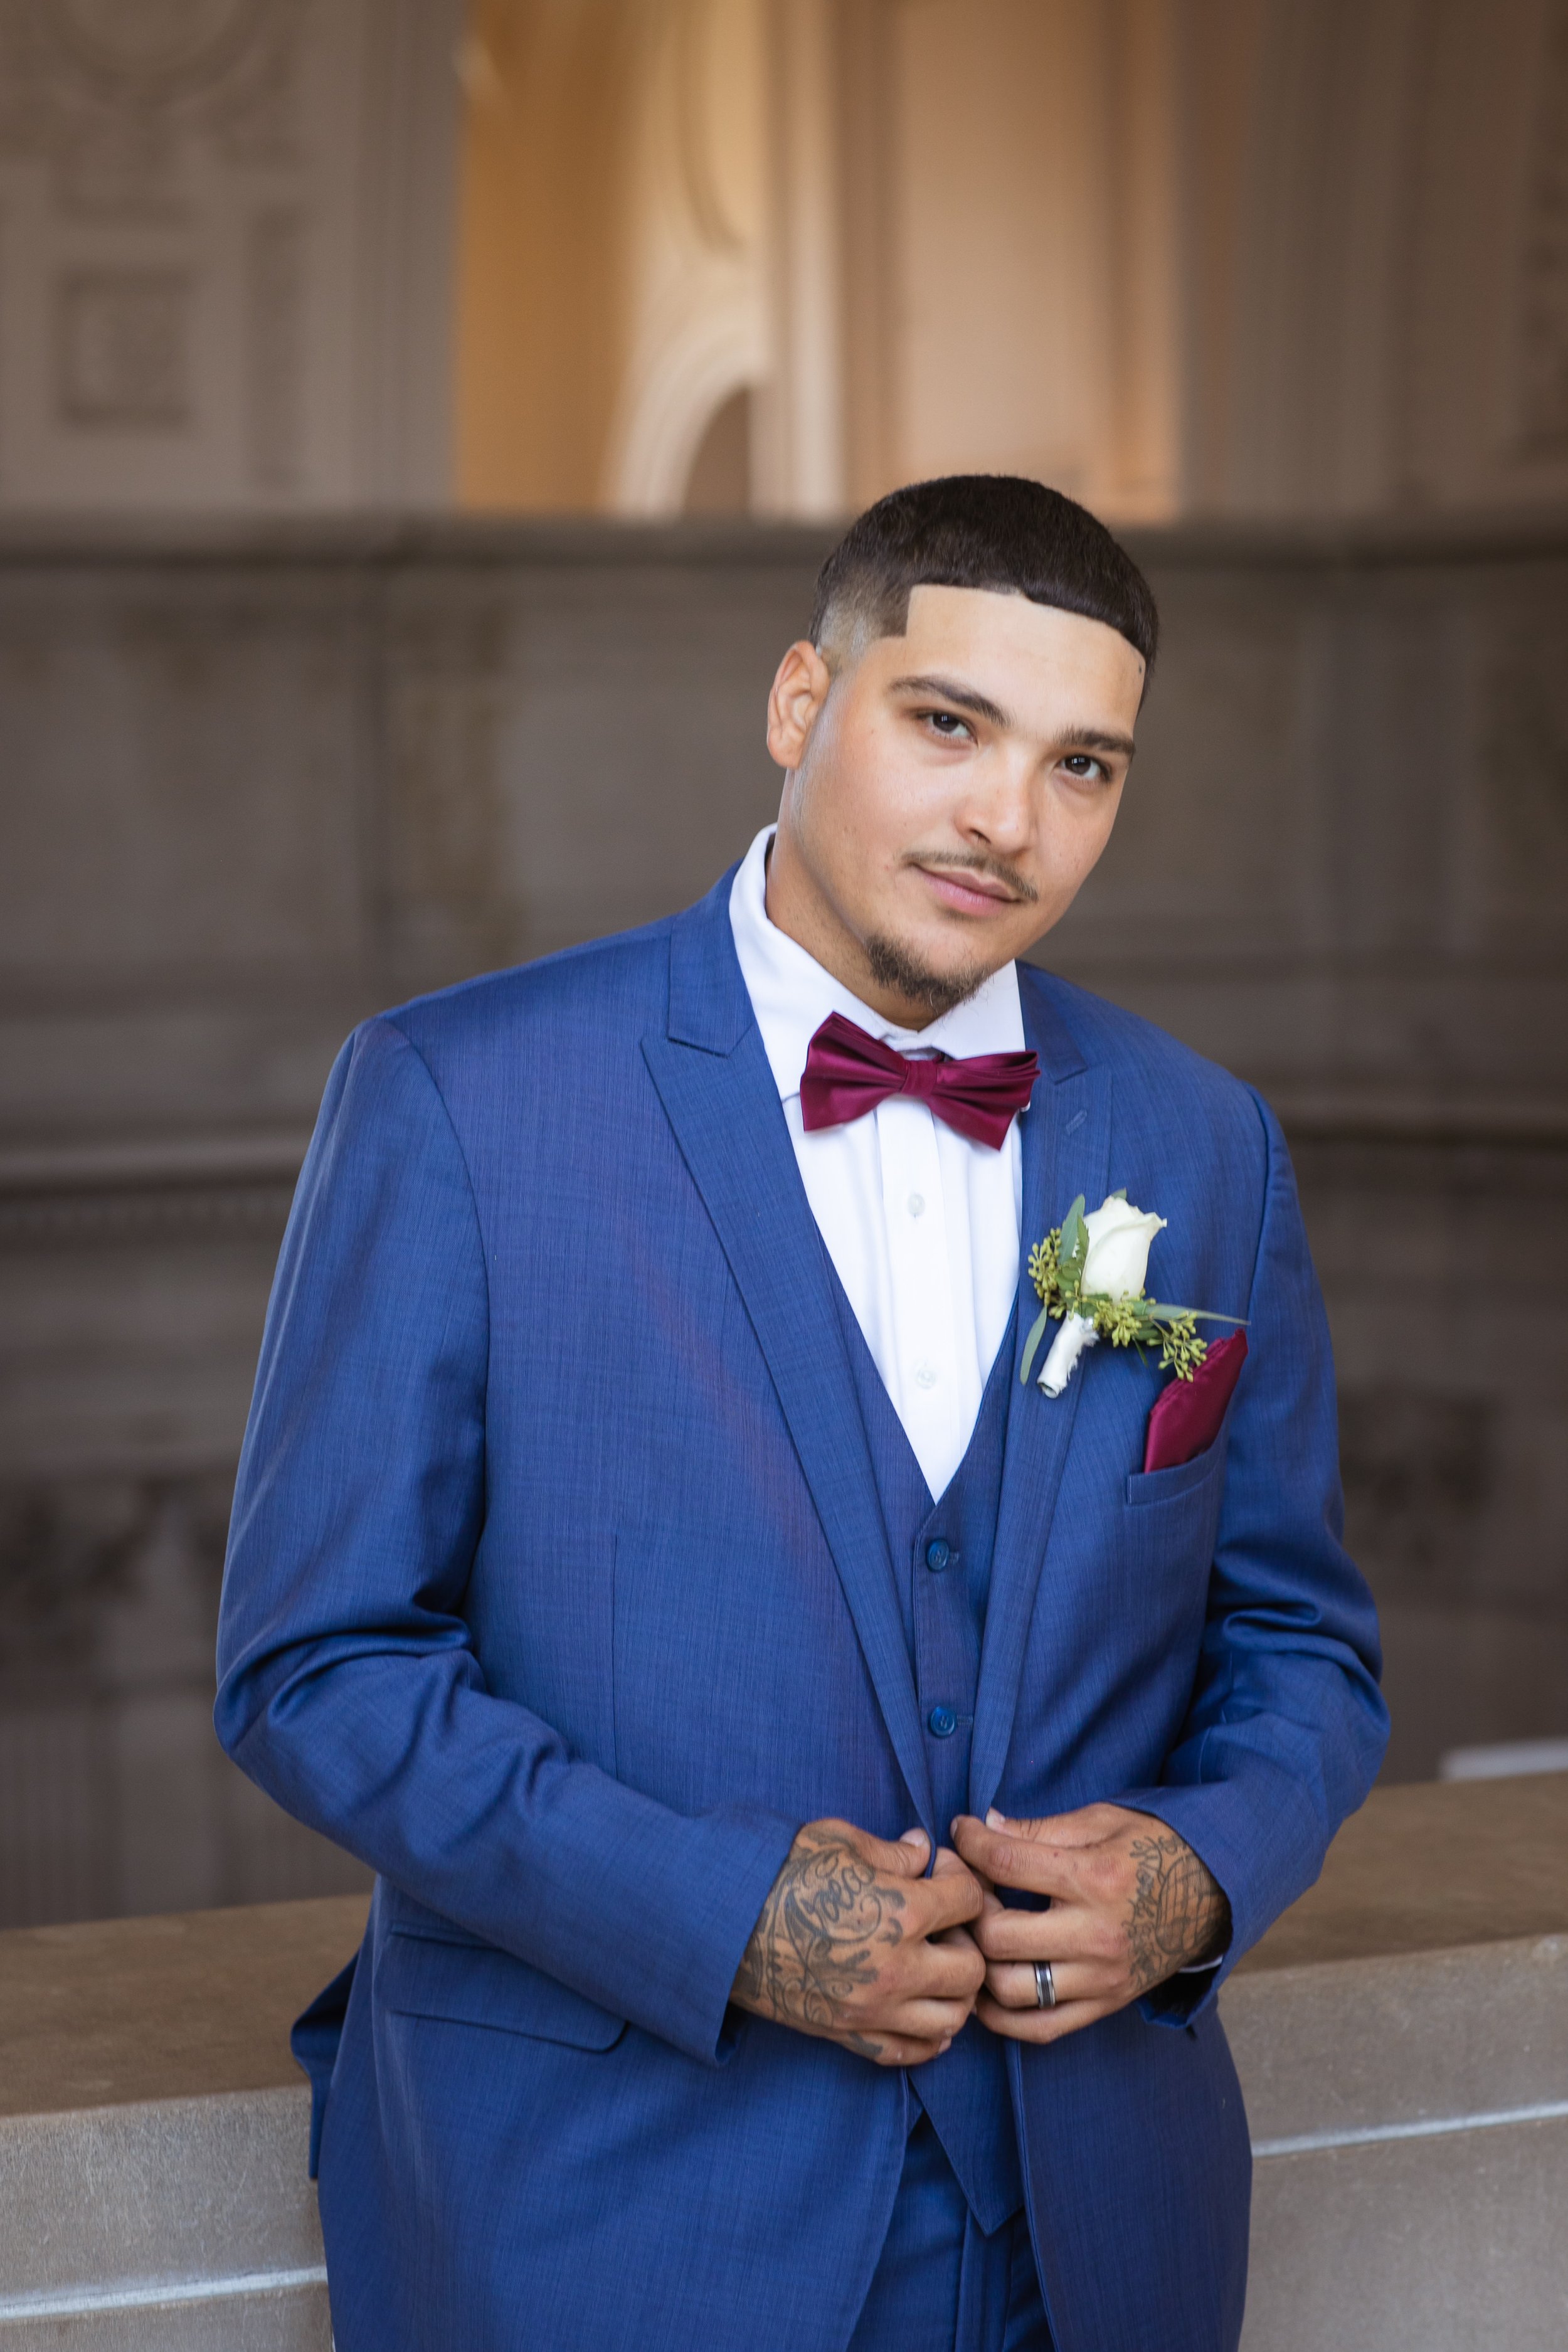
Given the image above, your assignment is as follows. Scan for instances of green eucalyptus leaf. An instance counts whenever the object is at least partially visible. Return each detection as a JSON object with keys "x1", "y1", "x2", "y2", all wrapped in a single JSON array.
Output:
[
  {"x1": 1020, "y1": 1303, "x2": 1052, "y2": 1385},
  {"x1": 1059, "y1": 1196, "x2": 1088, "y2": 1293},
  {"x1": 1141, "y1": 1299, "x2": 1251, "y2": 1325}
]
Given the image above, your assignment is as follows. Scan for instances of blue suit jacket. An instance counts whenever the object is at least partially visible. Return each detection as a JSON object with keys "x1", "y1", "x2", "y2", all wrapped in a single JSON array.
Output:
[{"x1": 216, "y1": 871, "x2": 1387, "y2": 2352}]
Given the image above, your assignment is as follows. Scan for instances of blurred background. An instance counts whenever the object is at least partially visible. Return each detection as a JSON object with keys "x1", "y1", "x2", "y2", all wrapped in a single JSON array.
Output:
[{"x1": 1, "y1": 0, "x2": 1565, "y2": 1927}]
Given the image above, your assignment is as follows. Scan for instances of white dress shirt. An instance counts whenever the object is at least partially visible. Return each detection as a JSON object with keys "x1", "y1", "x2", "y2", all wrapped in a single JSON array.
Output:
[{"x1": 729, "y1": 826, "x2": 1026, "y2": 1500}]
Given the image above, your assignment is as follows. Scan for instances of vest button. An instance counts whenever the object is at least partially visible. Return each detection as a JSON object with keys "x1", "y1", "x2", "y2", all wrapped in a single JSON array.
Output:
[
  {"x1": 928, "y1": 1705, "x2": 958, "y2": 1739},
  {"x1": 924, "y1": 1538, "x2": 951, "y2": 1572}
]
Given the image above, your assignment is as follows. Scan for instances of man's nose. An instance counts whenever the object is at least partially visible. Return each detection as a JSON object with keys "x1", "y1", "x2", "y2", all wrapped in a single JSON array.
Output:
[{"x1": 954, "y1": 752, "x2": 1033, "y2": 850}]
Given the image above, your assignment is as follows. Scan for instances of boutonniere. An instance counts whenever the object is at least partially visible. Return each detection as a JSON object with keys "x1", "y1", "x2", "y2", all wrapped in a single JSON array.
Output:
[{"x1": 1020, "y1": 1191, "x2": 1241, "y2": 1397}]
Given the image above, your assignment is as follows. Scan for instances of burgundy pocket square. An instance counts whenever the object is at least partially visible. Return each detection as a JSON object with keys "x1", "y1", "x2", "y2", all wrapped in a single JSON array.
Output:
[{"x1": 1143, "y1": 1332, "x2": 1248, "y2": 1473}]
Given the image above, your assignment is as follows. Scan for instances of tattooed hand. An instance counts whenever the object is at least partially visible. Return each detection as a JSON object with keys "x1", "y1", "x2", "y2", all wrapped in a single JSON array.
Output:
[
  {"x1": 948, "y1": 1804, "x2": 1231, "y2": 2045},
  {"x1": 731, "y1": 1820, "x2": 986, "y2": 2066}
]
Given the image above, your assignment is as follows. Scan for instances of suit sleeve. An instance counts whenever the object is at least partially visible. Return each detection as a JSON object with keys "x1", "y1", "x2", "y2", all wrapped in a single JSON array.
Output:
[
  {"x1": 215, "y1": 1017, "x2": 797, "y2": 2066},
  {"x1": 1117, "y1": 1089, "x2": 1389, "y2": 2021}
]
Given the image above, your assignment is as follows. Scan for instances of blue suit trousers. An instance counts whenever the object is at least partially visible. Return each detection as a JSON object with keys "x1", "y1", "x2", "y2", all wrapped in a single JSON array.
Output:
[{"x1": 850, "y1": 2119, "x2": 1051, "y2": 2352}]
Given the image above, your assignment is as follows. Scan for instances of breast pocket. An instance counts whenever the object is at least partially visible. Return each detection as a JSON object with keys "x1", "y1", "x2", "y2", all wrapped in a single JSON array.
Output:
[
  {"x1": 376, "y1": 1931, "x2": 627, "y2": 2051},
  {"x1": 1123, "y1": 1430, "x2": 1232, "y2": 1637},
  {"x1": 1121, "y1": 1436, "x2": 1229, "y2": 1583}
]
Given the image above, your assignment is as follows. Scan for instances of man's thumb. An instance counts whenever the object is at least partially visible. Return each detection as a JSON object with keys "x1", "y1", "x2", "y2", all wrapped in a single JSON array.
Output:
[{"x1": 890, "y1": 1825, "x2": 932, "y2": 1873}]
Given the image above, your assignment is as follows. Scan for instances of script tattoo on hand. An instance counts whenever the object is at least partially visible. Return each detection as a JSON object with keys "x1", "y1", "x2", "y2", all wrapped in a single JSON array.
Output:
[
  {"x1": 1124, "y1": 1831, "x2": 1231, "y2": 1992},
  {"x1": 734, "y1": 1826, "x2": 904, "y2": 2055}
]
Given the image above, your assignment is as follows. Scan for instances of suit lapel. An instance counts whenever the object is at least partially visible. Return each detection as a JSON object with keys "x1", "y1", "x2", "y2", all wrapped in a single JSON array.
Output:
[
  {"x1": 970, "y1": 983, "x2": 1111, "y2": 1818},
  {"x1": 642, "y1": 887, "x2": 936, "y2": 1831}
]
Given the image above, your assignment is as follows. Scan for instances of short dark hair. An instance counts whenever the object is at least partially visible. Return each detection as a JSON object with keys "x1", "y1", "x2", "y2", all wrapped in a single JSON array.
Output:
[{"x1": 808, "y1": 474, "x2": 1158, "y2": 674}]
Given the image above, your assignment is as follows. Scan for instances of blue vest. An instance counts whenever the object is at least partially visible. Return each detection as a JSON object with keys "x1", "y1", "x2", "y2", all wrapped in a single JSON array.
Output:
[{"x1": 835, "y1": 1283, "x2": 1025, "y2": 2234}]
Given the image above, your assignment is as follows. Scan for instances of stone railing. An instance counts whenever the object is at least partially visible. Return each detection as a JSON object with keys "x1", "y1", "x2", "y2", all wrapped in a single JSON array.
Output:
[{"x1": 1, "y1": 1774, "x2": 1564, "y2": 2350}]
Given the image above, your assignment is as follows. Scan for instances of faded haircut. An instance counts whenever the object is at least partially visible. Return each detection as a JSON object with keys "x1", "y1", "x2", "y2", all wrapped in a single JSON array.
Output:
[{"x1": 808, "y1": 474, "x2": 1159, "y2": 675}]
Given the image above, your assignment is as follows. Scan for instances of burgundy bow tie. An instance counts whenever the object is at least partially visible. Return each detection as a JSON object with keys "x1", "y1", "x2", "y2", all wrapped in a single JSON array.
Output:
[{"x1": 800, "y1": 1012, "x2": 1039, "y2": 1149}]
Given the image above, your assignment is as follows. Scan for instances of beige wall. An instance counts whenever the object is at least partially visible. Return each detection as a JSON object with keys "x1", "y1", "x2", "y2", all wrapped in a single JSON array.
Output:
[
  {"x1": 844, "y1": 0, "x2": 1182, "y2": 516},
  {"x1": 1216, "y1": 0, "x2": 1568, "y2": 519},
  {"x1": 453, "y1": 0, "x2": 1568, "y2": 524},
  {"x1": 455, "y1": 0, "x2": 1180, "y2": 517},
  {"x1": 454, "y1": 0, "x2": 790, "y2": 515},
  {"x1": 455, "y1": 0, "x2": 638, "y2": 509},
  {"x1": 6, "y1": 3, "x2": 1564, "y2": 524}
]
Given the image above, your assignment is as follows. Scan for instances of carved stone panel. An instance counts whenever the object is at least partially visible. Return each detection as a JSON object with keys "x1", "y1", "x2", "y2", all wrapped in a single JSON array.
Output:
[
  {"x1": 0, "y1": 0, "x2": 461, "y2": 507},
  {"x1": 57, "y1": 267, "x2": 191, "y2": 425}
]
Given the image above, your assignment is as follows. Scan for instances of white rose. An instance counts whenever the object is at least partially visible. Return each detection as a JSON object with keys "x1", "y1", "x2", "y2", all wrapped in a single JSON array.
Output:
[{"x1": 1080, "y1": 1195, "x2": 1166, "y2": 1300}]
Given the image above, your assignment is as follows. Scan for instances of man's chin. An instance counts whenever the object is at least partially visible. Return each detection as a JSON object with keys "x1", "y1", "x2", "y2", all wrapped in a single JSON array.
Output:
[{"x1": 864, "y1": 928, "x2": 995, "y2": 1020}]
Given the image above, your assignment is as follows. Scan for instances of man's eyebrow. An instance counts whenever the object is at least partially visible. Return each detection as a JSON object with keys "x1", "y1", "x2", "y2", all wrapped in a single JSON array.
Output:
[
  {"x1": 1062, "y1": 726, "x2": 1137, "y2": 758},
  {"x1": 890, "y1": 673, "x2": 1136, "y2": 760},
  {"x1": 888, "y1": 672, "x2": 1012, "y2": 729}
]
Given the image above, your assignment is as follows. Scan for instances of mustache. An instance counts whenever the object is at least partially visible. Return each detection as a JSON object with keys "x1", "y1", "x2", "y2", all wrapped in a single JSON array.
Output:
[{"x1": 904, "y1": 850, "x2": 1039, "y2": 906}]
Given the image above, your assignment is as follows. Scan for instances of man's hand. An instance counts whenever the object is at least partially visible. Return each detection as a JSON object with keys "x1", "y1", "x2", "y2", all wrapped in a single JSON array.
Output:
[
  {"x1": 950, "y1": 1803, "x2": 1231, "y2": 2045},
  {"x1": 731, "y1": 1820, "x2": 986, "y2": 2067}
]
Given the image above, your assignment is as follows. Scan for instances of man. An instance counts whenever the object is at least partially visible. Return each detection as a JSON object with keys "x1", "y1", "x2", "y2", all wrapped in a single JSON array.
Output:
[{"x1": 216, "y1": 476, "x2": 1386, "y2": 2352}]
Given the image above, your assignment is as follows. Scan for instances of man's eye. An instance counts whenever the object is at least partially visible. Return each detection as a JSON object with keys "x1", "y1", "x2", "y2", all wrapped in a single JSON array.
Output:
[
  {"x1": 924, "y1": 711, "x2": 972, "y2": 739},
  {"x1": 1061, "y1": 755, "x2": 1106, "y2": 780}
]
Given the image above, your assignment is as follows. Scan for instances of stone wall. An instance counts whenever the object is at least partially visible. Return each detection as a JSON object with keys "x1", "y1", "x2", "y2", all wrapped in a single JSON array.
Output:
[{"x1": 2, "y1": 512, "x2": 1565, "y2": 1924}]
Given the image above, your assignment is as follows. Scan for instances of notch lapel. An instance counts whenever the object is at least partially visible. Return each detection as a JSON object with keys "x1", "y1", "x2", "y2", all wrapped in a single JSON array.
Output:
[
  {"x1": 970, "y1": 987, "x2": 1111, "y2": 1818},
  {"x1": 642, "y1": 892, "x2": 936, "y2": 1831}
]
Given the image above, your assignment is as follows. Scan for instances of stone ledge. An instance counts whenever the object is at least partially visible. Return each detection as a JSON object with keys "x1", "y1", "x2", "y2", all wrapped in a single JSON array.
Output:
[
  {"x1": 1232, "y1": 1769, "x2": 1568, "y2": 1971},
  {"x1": 0, "y1": 1897, "x2": 367, "y2": 2121},
  {"x1": 0, "y1": 1776, "x2": 1564, "y2": 2349},
  {"x1": 0, "y1": 506, "x2": 1566, "y2": 569}
]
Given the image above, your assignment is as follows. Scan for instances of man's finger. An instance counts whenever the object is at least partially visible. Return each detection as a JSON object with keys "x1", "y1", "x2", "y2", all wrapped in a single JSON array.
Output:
[
  {"x1": 905, "y1": 1855, "x2": 985, "y2": 1935},
  {"x1": 950, "y1": 1815, "x2": 1089, "y2": 1902},
  {"x1": 903, "y1": 1931, "x2": 987, "y2": 2005},
  {"x1": 883, "y1": 1995, "x2": 980, "y2": 2043},
  {"x1": 861, "y1": 1823, "x2": 936, "y2": 1877},
  {"x1": 834, "y1": 2028, "x2": 948, "y2": 2069},
  {"x1": 980, "y1": 1958, "x2": 1120, "y2": 2012},
  {"x1": 975, "y1": 1988, "x2": 1116, "y2": 2045},
  {"x1": 973, "y1": 1902, "x2": 1119, "y2": 1967},
  {"x1": 986, "y1": 1801, "x2": 1143, "y2": 1846}
]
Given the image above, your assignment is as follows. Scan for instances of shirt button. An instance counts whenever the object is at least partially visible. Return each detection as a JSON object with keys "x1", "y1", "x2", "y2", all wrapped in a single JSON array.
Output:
[
  {"x1": 924, "y1": 1539, "x2": 951, "y2": 1572},
  {"x1": 914, "y1": 1365, "x2": 937, "y2": 1390},
  {"x1": 907, "y1": 1192, "x2": 926, "y2": 1218},
  {"x1": 928, "y1": 1706, "x2": 958, "y2": 1739}
]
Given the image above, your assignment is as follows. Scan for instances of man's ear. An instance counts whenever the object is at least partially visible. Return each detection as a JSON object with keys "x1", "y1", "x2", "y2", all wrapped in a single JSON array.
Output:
[{"x1": 766, "y1": 640, "x2": 833, "y2": 771}]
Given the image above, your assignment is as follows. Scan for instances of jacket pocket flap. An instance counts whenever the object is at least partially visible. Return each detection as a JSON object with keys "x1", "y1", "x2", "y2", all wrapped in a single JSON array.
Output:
[
  {"x1": 378, "y1": 1932, "x2": 626, "y2": 2050},
  {"x1": 1125, "y1": 1436, "x2": 1229, "y2": 1509}
]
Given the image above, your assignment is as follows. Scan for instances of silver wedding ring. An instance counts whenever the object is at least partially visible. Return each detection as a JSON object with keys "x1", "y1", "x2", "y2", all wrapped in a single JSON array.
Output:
[{"x1": 1034, "y1": 1960, "x2": 1057, "y2": 2010}]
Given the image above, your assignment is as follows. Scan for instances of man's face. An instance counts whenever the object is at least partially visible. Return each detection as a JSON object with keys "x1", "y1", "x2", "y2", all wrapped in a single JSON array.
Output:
[{"x1": 765, "y1": 584, "x2": 1145, "y2": 1025}]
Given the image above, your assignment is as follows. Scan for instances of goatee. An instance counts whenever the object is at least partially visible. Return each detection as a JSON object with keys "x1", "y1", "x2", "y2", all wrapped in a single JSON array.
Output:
[{"x1": 865, "y1": 931, "x2": 990, "y2": 1020}]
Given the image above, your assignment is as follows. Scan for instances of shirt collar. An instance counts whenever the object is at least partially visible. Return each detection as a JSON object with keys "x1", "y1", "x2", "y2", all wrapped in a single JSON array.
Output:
[{"x1": 728, "y1": 825, "x2": 1025, "y2": 1103}]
